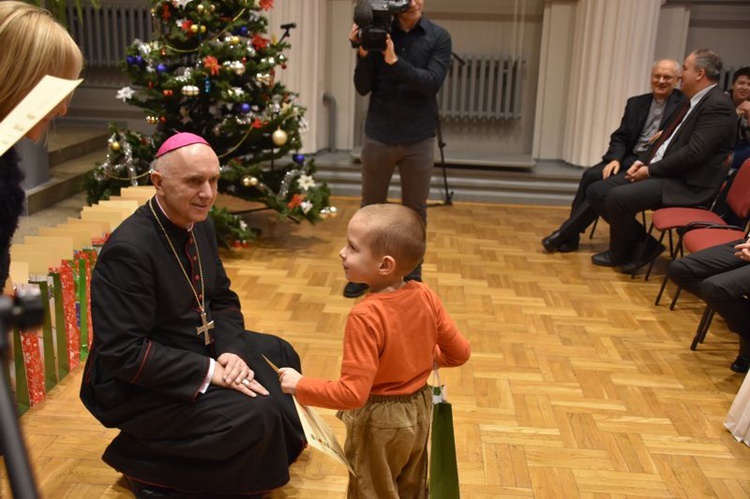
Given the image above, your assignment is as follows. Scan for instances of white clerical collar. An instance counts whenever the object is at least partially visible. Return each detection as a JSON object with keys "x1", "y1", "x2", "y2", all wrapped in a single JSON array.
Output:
[{"x1": 153, "y1": 196, "x2": 194, "y2": 232}]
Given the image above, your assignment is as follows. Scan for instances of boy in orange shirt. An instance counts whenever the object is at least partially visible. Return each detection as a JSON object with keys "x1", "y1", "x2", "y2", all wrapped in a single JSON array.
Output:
[{"x1": 279, "y1": 203, "x2": 471, "y2": 498}]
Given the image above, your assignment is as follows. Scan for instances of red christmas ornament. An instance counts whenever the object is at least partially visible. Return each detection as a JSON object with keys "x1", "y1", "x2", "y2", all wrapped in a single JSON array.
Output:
[
  {"x1": 203, "y1": 56, "x2": 221, "y2": 76},
  {"x1": 163, "y1": 89, "x2": 173, "y2": 96},
  {"x1": 252, "y1": 34, "x2": 269, "y2": 50},
  {"x1": 287, "y1": 194, "x2": 304, "y2": 209},
  {"x1": 159, "y1": 116, "x2": 166, "y2": 123},
  {"x1": 161, "y1": 2, "x2": 171, "y2": 21}
]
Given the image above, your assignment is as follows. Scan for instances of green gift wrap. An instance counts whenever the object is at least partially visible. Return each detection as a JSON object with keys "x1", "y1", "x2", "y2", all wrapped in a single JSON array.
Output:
[{"x1": 430, "y1": 368, "x2": 460, "y2": 499}]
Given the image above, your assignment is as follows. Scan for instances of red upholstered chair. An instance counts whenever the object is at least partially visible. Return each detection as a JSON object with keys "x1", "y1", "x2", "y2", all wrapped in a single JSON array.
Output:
[
  {"x1": 637, "y1": 157, "x2": 750, "y2": 280},
  {"x1": 654, "y1": 224, "x2": 749, "y2": 350}
]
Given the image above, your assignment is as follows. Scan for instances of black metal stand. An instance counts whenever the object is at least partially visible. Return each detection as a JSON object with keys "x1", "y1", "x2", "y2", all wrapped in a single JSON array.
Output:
[
  {"x1": 0, "y1": 292, "x2": 42, "y2": 498},
  {"x1": 428, "y1": 115, "x2": 453, "y2": 207},
  {"x1": 428, "y1": 52, "x2": 464, "y2": 208}
]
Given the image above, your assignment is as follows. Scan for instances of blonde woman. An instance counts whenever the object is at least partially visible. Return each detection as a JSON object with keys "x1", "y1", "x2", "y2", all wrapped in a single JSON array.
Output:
[{"x1": 0, "y1": 1, "x2": 83, "y2": 290}]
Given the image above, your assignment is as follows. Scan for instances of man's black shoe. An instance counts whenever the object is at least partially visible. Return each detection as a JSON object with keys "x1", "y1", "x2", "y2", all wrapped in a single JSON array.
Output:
[
  {"x1": 731, "y1": 355, "x2": 750, "y2": 374},
  {"x1": 343, "y1": 282, "x2": 369, "y2": 298},
  {"x1": 591, "y1": 251, "x2": 626, "y2": 267},
  {"x1": 542, "y1": 231, "x2": 579, "y2": 253},
  {"x1": 558, "y1": 237, "x2": 580, "y2": 253},
  {"x1": 619, "y1": 241, "x2": 666, "y2": 275}
]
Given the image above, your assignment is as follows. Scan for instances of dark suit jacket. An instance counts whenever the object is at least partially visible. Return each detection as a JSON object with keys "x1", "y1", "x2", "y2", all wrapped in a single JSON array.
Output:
[
  {"x1": 646, "y1": 85, "x2": 736, "y2": 206},
  {"x1": 602, "y1": 90, "x2": 685, "y2": 169}
]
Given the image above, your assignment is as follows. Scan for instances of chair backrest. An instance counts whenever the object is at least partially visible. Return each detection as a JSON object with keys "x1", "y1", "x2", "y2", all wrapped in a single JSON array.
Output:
[{"x1": 726, "y1": 158, "x2": 750, "y2": 222}]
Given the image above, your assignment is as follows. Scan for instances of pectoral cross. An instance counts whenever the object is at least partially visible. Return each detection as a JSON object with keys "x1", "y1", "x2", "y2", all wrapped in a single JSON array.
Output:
[{"x1": 197, "y1": 311, "x2": 215, "y2": 345}]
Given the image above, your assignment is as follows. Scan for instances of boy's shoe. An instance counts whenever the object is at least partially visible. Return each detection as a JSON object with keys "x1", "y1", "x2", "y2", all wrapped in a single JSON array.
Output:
[{"x1": 343, "y1": 282, "x2": 369, "y2": 298}]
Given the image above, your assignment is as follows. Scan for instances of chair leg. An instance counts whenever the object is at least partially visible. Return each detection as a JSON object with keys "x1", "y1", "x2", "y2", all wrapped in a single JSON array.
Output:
[
  {"x1": 690, "y1": 306, "x2": 715, "y2": 351},
  {"x1": 589, "y1": 217, "x2": 598, "y2": 239},
  {"x1": 643, "y1": 230, "x2": 668, "y2": 281},
  {"x1": 655, "y1": 273, "x2": 670, "y2": 305},
  {"x1": 669, "y1": 286, "x2": 683, "y2": 310}
]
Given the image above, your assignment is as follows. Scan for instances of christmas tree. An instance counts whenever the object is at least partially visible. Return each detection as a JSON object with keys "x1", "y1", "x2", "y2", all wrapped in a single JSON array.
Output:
[{"x1": 84, "y1": 0, "x2": 334, "y2": 247}]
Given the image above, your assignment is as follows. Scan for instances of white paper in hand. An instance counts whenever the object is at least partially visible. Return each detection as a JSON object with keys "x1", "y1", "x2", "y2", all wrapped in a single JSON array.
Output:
[{"x1": 0, "y1": 75, "x2": 83, "y2": 156}]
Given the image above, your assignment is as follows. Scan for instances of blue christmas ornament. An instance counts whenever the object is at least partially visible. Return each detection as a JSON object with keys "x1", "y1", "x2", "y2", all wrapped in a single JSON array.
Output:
[
  {"x1": 126, "y1": 55, "x2": 135, "y2": 65},
  {"x1": 240, "y1": 103, "x2": 251, "y2": 113},
  {"x1": 239, "y1": 26, "x2": 248, "y2": 36},
  {"x1": 293, "y1": 153, "x2": 305, "y2": 165},
  {"x1": 157, "y1": 63, "x2": 168, "y2": 73},
  {"x1": 135, "y1": 55, "x2": 144, "y2": 65}
]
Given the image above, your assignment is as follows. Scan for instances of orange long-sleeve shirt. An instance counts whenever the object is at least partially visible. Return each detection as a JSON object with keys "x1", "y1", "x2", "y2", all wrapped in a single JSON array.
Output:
[{"x1": 295, "y1": 281, "x2": 471, "y2": 410}]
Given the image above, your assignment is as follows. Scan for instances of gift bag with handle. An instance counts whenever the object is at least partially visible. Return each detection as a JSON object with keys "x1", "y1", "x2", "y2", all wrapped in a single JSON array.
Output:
[{"x1": 430, "y1": 367, "x2": 460, "y2": 499}]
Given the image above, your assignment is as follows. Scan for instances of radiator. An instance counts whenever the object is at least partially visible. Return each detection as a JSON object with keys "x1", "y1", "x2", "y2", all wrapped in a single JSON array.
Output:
[
  {"x1": 438, "y1": 56, "x2": 523, "y2": 121},
  {"x1": 67, "y1": 2, "x2": 152, "y2": 68}
]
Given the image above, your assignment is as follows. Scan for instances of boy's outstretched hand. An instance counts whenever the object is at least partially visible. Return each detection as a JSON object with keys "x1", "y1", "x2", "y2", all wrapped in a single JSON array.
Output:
[{"x1": 279, "y1": 367, "x2": 303, "y2": 394}]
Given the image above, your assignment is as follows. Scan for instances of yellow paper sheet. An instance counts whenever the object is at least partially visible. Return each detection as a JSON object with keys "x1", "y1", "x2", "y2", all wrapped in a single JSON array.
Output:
[
  {"x1": 261, "y1": 354, "x2": 355, "y2": 475},
  {"x1": 0, "y1": 75, "x2": 83, "y2": 156}
]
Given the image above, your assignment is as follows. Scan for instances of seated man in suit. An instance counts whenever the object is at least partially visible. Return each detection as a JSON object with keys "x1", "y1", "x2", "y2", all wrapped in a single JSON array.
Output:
[
  {"x1": 586, "y1": 48, "x2": 737, "y2": 274},
  {"x1": 542, "y1": 59, "x2": 684, "y2": 253},
  {"x1": 667, "y1": 235, "x2": 750, "y2": 373}
]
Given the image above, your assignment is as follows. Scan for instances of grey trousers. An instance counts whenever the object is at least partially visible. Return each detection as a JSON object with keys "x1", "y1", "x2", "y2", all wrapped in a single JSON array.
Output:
[{"x1": 360, "y1": 134, "x2": 435, "y2": 223}]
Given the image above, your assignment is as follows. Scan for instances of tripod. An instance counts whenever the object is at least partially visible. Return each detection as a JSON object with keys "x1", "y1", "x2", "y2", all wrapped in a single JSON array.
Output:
[
  {"x1": 429, "y1": 52, "x2": 465, "y2": 208},
  {"x1": 0, "y1": 292, "x2": 44, "y2": 498},
  {"x1": 430, "y1": 115, "x2": 453, "y2": 207}
]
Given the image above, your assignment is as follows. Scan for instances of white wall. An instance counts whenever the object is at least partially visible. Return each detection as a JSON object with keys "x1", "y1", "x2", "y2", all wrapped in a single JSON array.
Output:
[{"x1": 68, "y1": 0, "x2": 750, "y2": 165}]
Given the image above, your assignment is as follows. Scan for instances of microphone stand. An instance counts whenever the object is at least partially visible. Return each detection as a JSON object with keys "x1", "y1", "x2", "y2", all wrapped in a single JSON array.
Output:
[
  {"x1": 429, "y1": 52, "x2": 465, "y2": 208},
  {"x1": 278, "y1": 22, "x2": 296, "y2": 44}
]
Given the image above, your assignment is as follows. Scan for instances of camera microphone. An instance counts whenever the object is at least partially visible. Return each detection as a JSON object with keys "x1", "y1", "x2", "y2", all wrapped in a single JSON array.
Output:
[
  {"x1": 280, "y1": 22, "x2": 297, "y2": 30},
  {"x1": 353, "y1": 0, "x2": 373, "y2": 27}
]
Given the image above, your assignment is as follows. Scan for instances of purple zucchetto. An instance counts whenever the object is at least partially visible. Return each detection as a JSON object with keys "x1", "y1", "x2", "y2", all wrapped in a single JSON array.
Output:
[{"x1": 155, "y1": 132, "x2": 210, "y2": 158}]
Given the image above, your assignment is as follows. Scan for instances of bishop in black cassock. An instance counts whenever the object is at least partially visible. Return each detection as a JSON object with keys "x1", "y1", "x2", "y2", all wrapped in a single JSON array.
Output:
[{"x1": 80, "y1": 196, "x2": 305, "y2": 495}]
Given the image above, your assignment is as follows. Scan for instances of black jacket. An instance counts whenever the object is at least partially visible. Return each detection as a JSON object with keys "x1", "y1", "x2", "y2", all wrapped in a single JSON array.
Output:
[{"x1": 0, "y1": 148, "x2": 25, "y2": 288}]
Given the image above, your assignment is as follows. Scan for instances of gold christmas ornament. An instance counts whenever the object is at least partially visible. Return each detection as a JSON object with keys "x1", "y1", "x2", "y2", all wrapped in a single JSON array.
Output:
[
  {"x1": 196, "y1": 4, "x2": 205, "y2": 13},
  {"x1": 190, "y1": 24, "x2": 199, "y2": 33},
  {"x1": 230, "y1": 61, "x2": 246, "y2": 75},
  {"x1": 242, "y1": 176, "x2": 259, "y2": 187},
  {"x1": 231, "y1": 36, "x2": 240, "y2": 45},
  {"x1": 181, "y1": 85, "x2": 200, "y2": 96},
  {"x1": 272, "y1": 128, "x2": 288, "y2": 147},
  {"x1": 109, "y1": 141, "x2": 121, "y2": 151}
]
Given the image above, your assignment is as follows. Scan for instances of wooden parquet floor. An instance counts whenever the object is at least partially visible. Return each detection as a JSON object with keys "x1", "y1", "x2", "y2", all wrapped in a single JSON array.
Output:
[{"x1": 3, "y1": 197, "x2": 750, "y2": 498}]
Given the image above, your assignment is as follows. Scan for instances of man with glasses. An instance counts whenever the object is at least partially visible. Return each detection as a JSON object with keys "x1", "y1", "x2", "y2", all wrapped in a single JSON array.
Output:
[
  {"x1": 542, "y1": 59, "x2": 684, "y2": 253},
  {"x1": 587, "y1": 49, "x2": 736, "y2": 274}
]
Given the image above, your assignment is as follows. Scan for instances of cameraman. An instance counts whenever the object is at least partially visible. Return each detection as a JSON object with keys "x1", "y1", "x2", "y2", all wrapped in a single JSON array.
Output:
[{"x1": 345, "y1": 0, "x2": 452, "y2": 298}]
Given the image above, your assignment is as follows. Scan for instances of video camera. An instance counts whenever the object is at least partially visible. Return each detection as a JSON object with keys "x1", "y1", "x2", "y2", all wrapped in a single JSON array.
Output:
[{"x1": 352, "y1": 0, "x2": 411, "y2": 52}]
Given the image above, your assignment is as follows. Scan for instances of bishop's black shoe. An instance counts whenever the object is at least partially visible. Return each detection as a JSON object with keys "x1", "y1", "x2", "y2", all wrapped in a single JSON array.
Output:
[
  {"x1": 127, "y1": 479, "x2": 183, "y2": 498},
  {"x1": 731, "y1": 355, "x2": 750, "y2": 374}
]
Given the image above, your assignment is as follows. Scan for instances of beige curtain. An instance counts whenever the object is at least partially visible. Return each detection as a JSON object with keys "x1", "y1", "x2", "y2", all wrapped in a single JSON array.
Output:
[
  {"x1": 562, "y1": 0, "x2": 662, "y2": 167},
  {"x1": 266, "y1": 0, "x2": 326, "y2": 153}
]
